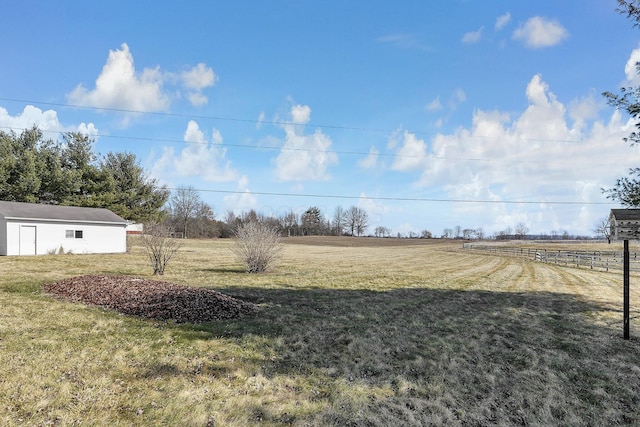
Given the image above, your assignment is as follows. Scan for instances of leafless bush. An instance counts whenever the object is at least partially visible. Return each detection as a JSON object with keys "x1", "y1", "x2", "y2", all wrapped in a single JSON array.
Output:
[
  {"x1": 233, "y1": 221, "x2": 283, "y2": 273},
  {"x1": 140, "y1": 222, "x2": 182, "y2": 275}
]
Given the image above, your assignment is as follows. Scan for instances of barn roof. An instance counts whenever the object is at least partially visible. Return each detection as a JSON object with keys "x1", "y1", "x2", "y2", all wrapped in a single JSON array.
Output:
[
  {"x1": 610, "y1": 209, "x2": 640, "y2": 221},
  {"x1": 0, "y1": 201, "x2": 127, "y2": 224}
]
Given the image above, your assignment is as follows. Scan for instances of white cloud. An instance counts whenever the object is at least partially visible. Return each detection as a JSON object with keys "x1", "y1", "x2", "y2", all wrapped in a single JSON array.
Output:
[
  {"x1": 452, "y1": 88, "x2": 466, "y2": 106},
  {"x1": 513, "y1": 17, "x2": 568, "y2": 49},
  {"x1": 181, "y1": 63, "x2": 217, "y2": 106},
  {"x1": 183, "y1": 119, "x2": 207, "y2": 143},
  {"x1": 291, "y1": 104, "x2": 311, "y2": 124},
  {"x1": 186, "y1": 92, "x2": 208, "y2": 107},
  {"x1": 67, "y1": 43, "x2": 169, "y2": 112},
  {"x1": 359, "y1": 146, "x2": 380, "y2": 169},
  {"x1": 76, "y1": 122, "x2": 99, "y2": 138},
  {"x1": 355, "y1": 193, "x2": 392, "y2": 233},
  {"x1": 425, "y1": 89, "x2": 466, "y2": 127},
  {"x1": 624, "y1": 44, "x2": 640, "y2": 85},
  {"x1": 425, "y1": 97, "x2": 442, "y2": 112},
  {"x1": 462, "y1": 27, "x2": 484, "y2": 44},
  {"x1": 274, "y1": 104, "x2": 338, "y2": 181},
  {"x1": 358, "y1": 192, "x2": 390, "y2": 219},
  {"x1": 223, "y1": 176, "x2": 258, "y2": 214},
  {"x1": 67, "y1": 43, "x2": 216, "y2": 116},
  {"x1": 495, "y1": 12, "x2": 511, "y2": 31},
  {"x1": 515, "y1": 74, "x2": 570, "y2": 140},
  {"x1": 257, "y1": 111, "x2": 266, "y2": 129},
  {"x1": 181, "y1": 63, "x2": 216, "y2": 90},
  {"x1": 568, "y1": 92, "x2": 600, "y2": 130},
  {"x1": 0, "y1": 105, "x2": 98, "y2": 137},
  {"x1": 391, "y1": 131, "x2": 429, "y2": 172},
  {"x1": 377, "y1": 33, "x2": 432, "y2": 51},
  {"x1": 151, "y1": 120, "x2": 238, "y2": 182},
  {"x1": 389, "y1": 74, "x2": 639, "y2": 235}
]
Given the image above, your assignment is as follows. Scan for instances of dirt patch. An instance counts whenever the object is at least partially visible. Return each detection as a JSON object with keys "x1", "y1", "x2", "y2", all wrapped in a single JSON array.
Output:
[{"x1": 42, "y1": 274, "x2": 256, "y2": 323}]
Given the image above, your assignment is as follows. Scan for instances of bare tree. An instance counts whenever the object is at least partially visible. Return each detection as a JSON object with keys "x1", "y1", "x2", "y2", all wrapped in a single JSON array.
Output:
[
  {"x1": 241, "y1": 209, "x2": 261, "y2": 224},
  {"x1": 375, "y1": 226, "x2": 391, "y2": 237},
  {"x1": 515, "y1": 222, "x2": 529, "y2": 240},
  {"x1": 233, "y1": 221, "x2": 283, "y2": 273},
  {"x1": 190, "y1": 201, "x2": 217, "y2": 238},
  {"x1": 140, "y1": 222, "x2": 182, "y2": 275},
  {"x1": 495, "y1": 226, "x2": 513, "y2": 240},
  {"x1": 593, "y1": 216, "x2": 612, "y2": 243},
  {"x1": 346, "y1": 206, "x2": 369, "y2": 236},
  {"x1": 169, "y1": 186, "x2": 201, "y2": 238},
  {"x1": 332, "y1": 205, "x2": 346, "y2": 235},
  {"x1": 281, "y1": 209, "x2": 299, "y2": 237}
]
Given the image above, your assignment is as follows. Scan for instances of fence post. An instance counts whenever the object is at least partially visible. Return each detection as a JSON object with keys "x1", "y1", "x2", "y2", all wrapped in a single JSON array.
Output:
[{"x1": 624, "y1": 240, "x2": 630, "y2": 340}]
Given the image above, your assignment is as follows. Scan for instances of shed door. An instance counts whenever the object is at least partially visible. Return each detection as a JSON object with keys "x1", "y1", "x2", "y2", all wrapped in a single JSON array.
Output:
[{"x1": 19, "y1": 226, "x2": 36, "y2": 255}]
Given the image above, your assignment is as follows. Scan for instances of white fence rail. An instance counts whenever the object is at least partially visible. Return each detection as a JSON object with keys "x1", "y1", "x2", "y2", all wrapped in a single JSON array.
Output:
[{"x1": 462, "y1": 243, "x2": 640, "y2": 272}]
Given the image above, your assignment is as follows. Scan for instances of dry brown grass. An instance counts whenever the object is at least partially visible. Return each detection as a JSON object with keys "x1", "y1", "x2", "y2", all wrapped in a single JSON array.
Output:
[{"x1": 1, "y1": 237, "x2": 639, "y2": 425}]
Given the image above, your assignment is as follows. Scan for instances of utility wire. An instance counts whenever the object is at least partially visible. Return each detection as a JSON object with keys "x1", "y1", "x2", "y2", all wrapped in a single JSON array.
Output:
[
  {"x1": 0, "y1": 125, "x2": 508, "y2": 164},
  {"x1": 0, "y1": 124, "x2": 563, "y2": 165},
  {"x1": 166, "y1": 187, "x2": 611, "y2": 206},
  {"x1": 0, "y1": 98, "x2": 610, "y2": 206},
  {"x1": 0, "y1": 97, "x2": 401, "y2": 135},
  {"x1": 0, "y1": 96, "x2": 584, "y2": 144}
]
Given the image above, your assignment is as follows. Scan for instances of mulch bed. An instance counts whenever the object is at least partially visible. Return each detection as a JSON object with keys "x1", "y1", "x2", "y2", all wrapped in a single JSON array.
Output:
[{"x1": 42, "y1": 274, "x2": 256, "y2": 323}]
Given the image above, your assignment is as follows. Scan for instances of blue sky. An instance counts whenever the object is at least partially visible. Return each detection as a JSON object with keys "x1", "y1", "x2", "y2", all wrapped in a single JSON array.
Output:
[{"x1": 1, "y1": 1, "x2": 639, "y2": 236}]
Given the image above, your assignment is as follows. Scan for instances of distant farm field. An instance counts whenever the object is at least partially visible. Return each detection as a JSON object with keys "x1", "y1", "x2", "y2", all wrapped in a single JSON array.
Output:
[{"x1": 1, "y1": 237, "x2": 639, "y2": 426}]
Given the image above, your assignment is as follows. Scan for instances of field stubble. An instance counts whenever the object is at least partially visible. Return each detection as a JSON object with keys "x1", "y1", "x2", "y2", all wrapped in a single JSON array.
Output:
[{"x1": 0, "y1": 237, "x2": 639, "y2": 425}]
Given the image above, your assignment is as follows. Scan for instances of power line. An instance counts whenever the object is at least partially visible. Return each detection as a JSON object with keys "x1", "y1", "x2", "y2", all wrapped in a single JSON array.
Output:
[
  {"x1": 0, "y1": 124, "x2": 555, "y2": 165},
  {"x1": 167, "y1": 187, "x2": 611, "y2": 206},
  {"x1": 0, "y1": 97, "x2": 402, "y2": 135},
  {"x1": 0, "y1": 96, "x2": 584, "y2": 144},
  {"x1": 0, "y1": 99, "x2": 609, "y2": 205}
]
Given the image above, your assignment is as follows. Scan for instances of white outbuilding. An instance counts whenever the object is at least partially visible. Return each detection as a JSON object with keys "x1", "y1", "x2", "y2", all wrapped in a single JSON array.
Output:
[{"x1": 0, "y1": 201, "x2": 127, "y2": 256}]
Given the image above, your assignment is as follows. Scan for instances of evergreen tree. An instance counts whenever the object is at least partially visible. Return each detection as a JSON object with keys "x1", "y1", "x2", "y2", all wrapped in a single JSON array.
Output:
[{"x1": 0, "y1": 127, "x2": 168, "y2": 221}]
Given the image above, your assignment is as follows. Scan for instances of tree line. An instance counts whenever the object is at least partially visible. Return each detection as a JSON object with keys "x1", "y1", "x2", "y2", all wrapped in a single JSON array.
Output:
[{"x1": 165, "y1": 186, "x2": 370, "y2": 238}]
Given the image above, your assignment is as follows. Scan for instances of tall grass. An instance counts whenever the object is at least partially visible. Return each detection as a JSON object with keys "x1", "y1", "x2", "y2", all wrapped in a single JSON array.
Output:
[{"x1": 1, "y1": 238, "x2": 639, "y2": 425}]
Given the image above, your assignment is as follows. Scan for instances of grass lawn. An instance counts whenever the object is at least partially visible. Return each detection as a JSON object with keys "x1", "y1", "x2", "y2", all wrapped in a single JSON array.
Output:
[{"x1": 1, "y1": 237, "x2": 639, "y2": 426}]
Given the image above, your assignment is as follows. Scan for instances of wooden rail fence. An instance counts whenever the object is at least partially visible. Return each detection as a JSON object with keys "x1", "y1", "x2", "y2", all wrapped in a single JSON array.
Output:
[{"x1": 462, "y1": 243, "x2": 640, "y2": 273}]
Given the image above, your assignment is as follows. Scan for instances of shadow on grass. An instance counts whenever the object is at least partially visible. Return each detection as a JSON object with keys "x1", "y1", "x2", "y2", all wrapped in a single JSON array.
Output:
[{"x1": 177, "y1": 286, "x2": 640, "y2": 425}]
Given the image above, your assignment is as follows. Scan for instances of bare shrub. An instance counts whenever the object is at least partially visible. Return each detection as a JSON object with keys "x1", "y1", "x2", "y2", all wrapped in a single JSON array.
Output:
[
  {"x1": 233, "y1": 221, "x2": 283, "y2": 273},
  {"x1": 140, "y1": 222, "x2": 182, "y2": 275}
]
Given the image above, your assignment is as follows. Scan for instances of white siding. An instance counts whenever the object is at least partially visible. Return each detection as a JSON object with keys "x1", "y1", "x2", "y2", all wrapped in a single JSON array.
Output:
[{"x1": 4, "y1": 219, "x2": 126, "y2": 256}]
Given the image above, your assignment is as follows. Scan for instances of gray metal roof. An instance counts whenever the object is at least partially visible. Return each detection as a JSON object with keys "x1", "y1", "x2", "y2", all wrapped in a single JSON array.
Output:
[
  {"x1": 0, "y1": 201, "x2": 127, "y2": 224},
  {"x1": 610, "y1": 209, "x2": 640, "y2": 221}
]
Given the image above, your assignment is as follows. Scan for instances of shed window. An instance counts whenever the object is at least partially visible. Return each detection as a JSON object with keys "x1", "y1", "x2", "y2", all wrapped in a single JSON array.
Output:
[
  {"x1": 75, "y1": 230, "x2": 83, "y2": 239},
  {"x1": 66, "y1": 230, "x2": 83, "y2": 239},
  {"x1": 65, "y1": 230, "x2": 74, "y2": 238}
]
